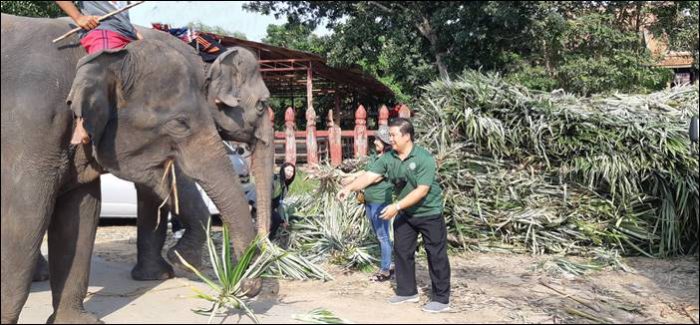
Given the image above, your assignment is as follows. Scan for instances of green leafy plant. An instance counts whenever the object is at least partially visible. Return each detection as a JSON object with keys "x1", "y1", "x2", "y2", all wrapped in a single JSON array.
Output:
[
  {"x1": 293, "y1": 308, "x2": 354, "y2": 324},
  {"x1": 414, "y1": 71, "x2": 698, "y2": 257},
  {"x1": 174, "y1": 220, "x2": 277, "y2": 324},
  {"x1": 175, "y1": 218, "x2": 334, "y2": 323}
]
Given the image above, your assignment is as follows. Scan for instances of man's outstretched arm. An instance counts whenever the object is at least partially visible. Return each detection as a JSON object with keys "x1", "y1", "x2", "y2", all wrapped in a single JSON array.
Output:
[{"x1": 336, "y1": 172, "x2": 383, "y2": 201}]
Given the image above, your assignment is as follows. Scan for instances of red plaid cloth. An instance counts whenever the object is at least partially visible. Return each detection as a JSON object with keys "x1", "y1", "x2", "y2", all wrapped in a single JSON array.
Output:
[{"x1": 80, "y1": 29, "x2": 133, "y2": 54}]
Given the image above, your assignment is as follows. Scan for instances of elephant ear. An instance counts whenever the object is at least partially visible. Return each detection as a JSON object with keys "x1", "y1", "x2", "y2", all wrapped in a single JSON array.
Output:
[
  {"x1": 206, "y1": 48, "x2": 241, "y2": 108},
  {"x1": 66, "y1": 48, "x2": 130, "y2": 147}
]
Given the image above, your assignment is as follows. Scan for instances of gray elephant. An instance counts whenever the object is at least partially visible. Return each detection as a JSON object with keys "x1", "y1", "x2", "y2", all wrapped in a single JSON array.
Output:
[
  {"x1": 124, "y1": 26, "x2": 275, "y2": 281},
  {"x1": 28, "y1": 25, "x2": 275, "y2": 283},
  {"x1": 1, "y1": 14, "x2": 263, "y2": 324}
]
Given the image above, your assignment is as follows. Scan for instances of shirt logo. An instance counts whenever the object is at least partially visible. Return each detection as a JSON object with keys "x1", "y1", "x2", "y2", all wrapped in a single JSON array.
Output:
[{"x1": 409, "y1": 162, "x2": 417, "y2": 170}]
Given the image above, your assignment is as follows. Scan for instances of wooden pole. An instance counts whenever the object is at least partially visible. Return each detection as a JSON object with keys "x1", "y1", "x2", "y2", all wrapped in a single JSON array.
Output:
[
  {"x1": 328, "y1": 110, "x2": 342, "y2": 167},
  {"x1": 354, "y1": 105, "x2": 368, "y2": 158},
  {"x1": 379, "y1": 104, "x2": 389, "y2": 126},
  {"x1": 305, "y1": 64, "x2": 318, "y2": 166},
  {"x1": 398, "y1": 104, "x2": 411, "y2": 118},
  {"x1": 284, "y1": 107, "x2": 297, "y2": 165}
]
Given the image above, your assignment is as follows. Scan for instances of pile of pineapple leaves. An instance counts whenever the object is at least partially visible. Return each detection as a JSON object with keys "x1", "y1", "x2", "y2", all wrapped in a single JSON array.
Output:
[{"x1": 279, "y1": 71, "x2": 698, "y2": 274}]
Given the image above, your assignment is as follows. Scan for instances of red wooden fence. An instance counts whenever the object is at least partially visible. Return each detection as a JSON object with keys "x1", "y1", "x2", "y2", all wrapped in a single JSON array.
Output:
[{"x1": 273, "y1": 104, "x2": 412, "y2": 167}]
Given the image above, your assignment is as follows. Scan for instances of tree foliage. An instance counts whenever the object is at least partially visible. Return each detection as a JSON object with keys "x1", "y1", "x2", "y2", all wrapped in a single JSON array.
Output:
[
  {"x1": 1, "y1": 1, "x2": 62, "y2": 18},
  {"x1": 646, "y1": 1, "x2": 699, "y2": 69},
  {"x1": 262, "y1": 22, "x2": 327, "y2": 54},
  {"x1": 246, "y1": 1, "x2": 690, "y2": 97},
  {"x1": 508, "y1": 11, "x2": 672, "y2": 95}
]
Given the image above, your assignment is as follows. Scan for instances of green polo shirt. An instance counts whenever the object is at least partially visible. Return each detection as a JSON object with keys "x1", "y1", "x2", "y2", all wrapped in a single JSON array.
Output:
[
  {"x1": 363, "y1": 153, "x2": 394, "y2": 203},
  {"x1": 368, "y1": 145, "x2": 443, "y2": 217}
]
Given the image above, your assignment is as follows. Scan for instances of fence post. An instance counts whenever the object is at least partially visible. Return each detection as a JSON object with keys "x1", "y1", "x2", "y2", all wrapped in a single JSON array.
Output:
[
  {"x1": 354, "y1": 104, "x2": 368, "y2": 158},
  {"x1": 379, "y1": 104, "x2": 389, "y2": 126},
  {"x1": 284, "y1": 106, "x2": 296, "y2": 165},
  {"x1": 328, "y1": 110, "x2": 342, "y2": 167},
  {"x1": 306, "y1": 106, "x2": 318, "y2": 166},
  {"x1": 398, "y1": 104, "x2": 411, "y2": 119}
]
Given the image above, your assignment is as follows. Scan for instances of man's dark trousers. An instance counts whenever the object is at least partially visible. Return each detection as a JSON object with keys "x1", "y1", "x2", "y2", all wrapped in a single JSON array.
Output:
[{"x1": 393, "y1": 213, "x2": 450, "y2": 304}]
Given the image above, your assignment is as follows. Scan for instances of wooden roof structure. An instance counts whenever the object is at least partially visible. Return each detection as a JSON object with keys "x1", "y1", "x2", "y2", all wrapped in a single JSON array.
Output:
[{"x1": 203, "y1": 32, "x2": 395, "y2": 100}]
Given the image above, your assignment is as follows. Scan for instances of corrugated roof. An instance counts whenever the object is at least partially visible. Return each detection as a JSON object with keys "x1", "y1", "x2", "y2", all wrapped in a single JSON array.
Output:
[{"x1": 204, "y1": 33, "x2": 395, "y2": 99}]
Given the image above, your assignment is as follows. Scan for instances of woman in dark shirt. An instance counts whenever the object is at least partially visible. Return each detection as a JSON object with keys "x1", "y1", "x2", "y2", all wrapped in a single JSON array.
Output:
[{"x1": 269, "y1": 162, "x2": 296, "y2": 239}]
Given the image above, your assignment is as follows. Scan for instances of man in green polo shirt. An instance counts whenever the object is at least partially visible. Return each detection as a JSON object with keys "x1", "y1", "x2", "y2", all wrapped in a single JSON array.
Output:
[{"x1": 337, "y1": 118, "x2": 451, "y2": 313}]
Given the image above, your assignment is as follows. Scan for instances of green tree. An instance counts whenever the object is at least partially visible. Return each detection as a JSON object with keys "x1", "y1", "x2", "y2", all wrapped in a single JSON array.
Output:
[
  {"x1": 247, "y1": 1, "x2": 680, "y2": 97},
  {"x1": 647, "y1": 1, "x2": 699, "y2": 69},
  {"x1": 262, "y1": 22, "x2": 327, "y2": 54},
  {"x1": 1, "y1": 1, "x2": 62, "y2": 18},
  {"x1": 509, "y1": 11, "x2": 672, "y2": 95},
  {"x1": 249, "y1": 1, "x2": 506, "y2": 100},
  {"x1": 559, "y1": 13, "x2": 670, "y2": 94}
]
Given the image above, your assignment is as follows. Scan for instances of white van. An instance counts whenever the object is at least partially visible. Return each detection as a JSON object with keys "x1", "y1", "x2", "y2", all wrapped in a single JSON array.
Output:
[{"x1": 100, "y1": 142, "x2": 256, "y2": 218}]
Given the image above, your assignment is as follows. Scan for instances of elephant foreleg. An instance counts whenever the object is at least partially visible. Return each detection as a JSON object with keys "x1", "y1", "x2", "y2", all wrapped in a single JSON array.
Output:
[
  {"x1": 46, "y1": 179, "x2": 101, "y2": 324},
  {"x1": 165, "y1": 172, "x2": 208, "y2": 270},
  {"x1": 1, "y1": 180, "x2": 54, "y2": 324},
  {"x1": 131, "y1": 184, "x2": 174, "y2": 281}
]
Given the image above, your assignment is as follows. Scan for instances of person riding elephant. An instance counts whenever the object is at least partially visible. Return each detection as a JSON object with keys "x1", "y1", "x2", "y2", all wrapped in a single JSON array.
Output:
[{"x1": 1, "y1": 14, "x2": 266, "y2": 324}]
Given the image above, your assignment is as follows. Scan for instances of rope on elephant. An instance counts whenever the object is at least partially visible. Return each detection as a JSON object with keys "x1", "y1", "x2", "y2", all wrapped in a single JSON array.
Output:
[{"x1": 155, "y1": 159, "x2": 180, "y2": 231}]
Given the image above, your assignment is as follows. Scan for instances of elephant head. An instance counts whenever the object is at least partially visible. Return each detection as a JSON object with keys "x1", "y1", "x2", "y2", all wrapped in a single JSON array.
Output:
[
  {"x1": 66, "y1": 39, "x2": 256, "y2": 257},
  {"x1": 205, "y1": 47, "x2": 274, "y2": 238}
]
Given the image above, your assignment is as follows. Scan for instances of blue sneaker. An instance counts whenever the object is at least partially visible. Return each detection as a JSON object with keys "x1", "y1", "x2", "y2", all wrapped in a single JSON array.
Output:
[
  {"x1": 388, "y1": 294, "x2": 419, "y2": 304},
  {"x1": 422, "y1": 301, "x2": 450, "y2": 313}
]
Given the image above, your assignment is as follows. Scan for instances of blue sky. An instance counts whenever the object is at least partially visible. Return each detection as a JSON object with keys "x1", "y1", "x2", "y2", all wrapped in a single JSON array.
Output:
[{"x1": 129, "y1": 1, "x2": 330, "y2": 42}]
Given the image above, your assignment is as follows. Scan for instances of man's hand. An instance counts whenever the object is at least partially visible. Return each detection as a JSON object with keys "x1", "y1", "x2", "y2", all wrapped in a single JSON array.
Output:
[
  {"x1": 75, "y1": 14, "x2": 99, "y2": 30},
  {"x1": 55, "y1": 1, "x2": 99, "y2": 30},
  {"x1": 337, "y1": 172, "x2": 382, "y2": 202},
  {"x1": 340, "y1": 176, "x2": 355, "y2": 186},
  {"x1": 336, "y1": 188, "x2": 351, "y2": 201},
  {"x1": 380, "y1": 204, "x2": 400, "y2": 220}
]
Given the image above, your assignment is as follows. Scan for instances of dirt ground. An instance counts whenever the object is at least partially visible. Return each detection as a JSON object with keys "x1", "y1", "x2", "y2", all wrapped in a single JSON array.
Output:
[{"x1": 84, "y1": 222, "x2": 699, "y2": 324}]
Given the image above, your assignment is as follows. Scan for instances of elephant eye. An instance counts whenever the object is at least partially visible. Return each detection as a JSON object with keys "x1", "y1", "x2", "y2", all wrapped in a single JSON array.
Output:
[
  {"x1": 165, "y1": 117, "x2": 191, "y2": 137},
  {"x1": 256, "y1": 99, "x2": 267, "y2": 112}
]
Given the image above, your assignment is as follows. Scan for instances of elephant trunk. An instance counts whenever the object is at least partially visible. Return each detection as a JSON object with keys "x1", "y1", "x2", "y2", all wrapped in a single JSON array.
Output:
[
  {"x1": 250, "y1": 112, "x2": 274, "y2": 237},
  {"x1": 177, "y1": 131, "x2": 255, "y2": 259}
]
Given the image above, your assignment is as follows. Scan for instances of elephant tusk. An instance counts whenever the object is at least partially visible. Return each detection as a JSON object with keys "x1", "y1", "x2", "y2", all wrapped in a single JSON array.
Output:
[
  {"x1": 155, "y1": 159, "x2": 180, "y2": 231},
  {"x1": 70, "y1": 117, "x2": 91, "y2": 145},
  {"x1": 171, "y1": 162, "x2": 179, "y2": 215}
]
